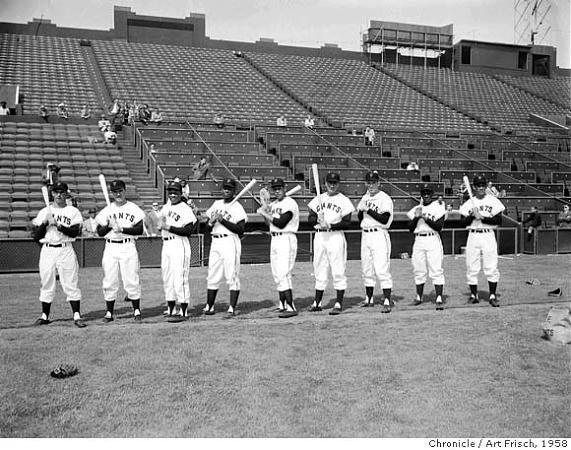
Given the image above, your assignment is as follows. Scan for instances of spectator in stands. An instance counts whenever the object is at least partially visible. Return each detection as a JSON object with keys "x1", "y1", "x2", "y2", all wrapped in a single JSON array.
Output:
[
  {"x1": 364, "y1": 126, "x2": 375, "y2": 146},
  {"x1": 128, "y1": 103, "x2": 137, "y2": 125},
  {"x1": 350, "y1": 128, "x2": 358, "y2": 136},
  {"x1": 406, "y1": 161, "x2": 420, "y2": 172},
  {"x1": 80, "y1": 104, "x2": 91, "y2": 120},
  {"x1": 139, "y1": 104, "x2": 151, "y2": 125},
  {"x1": 57, "y1": 103, "x2": 69, "y2": 120},
  {"x1": 485, "y1": 181, "x2": 499, "y2": 197},
  {"x1": 180, "y1": 178, "x2": 191, "y2": 200},
  {"x1": 499, "y1": 189, "x2": 507, "y2": 198},
  {"x1": 39, "y1": 105, "x2": 49, "y2": 123},
  {"x1": 150, "y1": 108, "x2": 164, "y2": 125},
  {"x1": 557, "y1": 204, "x2": 571, "y2": 228},
  {"x1": 0, "y1": 101, "x2": 10, "y2": 115},
  {"x1": 523, "y1": 206, "x2": 542, "y2": 242},
  {"x1": 104, "y1": 128, "x2": 117, "y2": 145},
  {"x1": 193, "y1": 155, "x2": 212, "y2": 180},
  {"x1": 213, "y1": 112, "x2": 225, "y2": 128},
  {"x1": 510, "y1": 158, "x2": 518, "y2": 172},
  {"x1": 98, "y1": 114, "x2": 111, "y2": 132},
  {"x1": 109, "y1": 98, "x2": 120, "y2": 117},
  {"x1": 276, "y1": 115, "x2": 288, "y2": 127},
  {"x1": 82, "y1": 208, "x2": 99, "y2": 238},
  {"x1": 144, "y1": 202, "x2": 161, "y2": 237},
  {"x1": 304, "y1": 115, "x2": 315, "y2": 130}
]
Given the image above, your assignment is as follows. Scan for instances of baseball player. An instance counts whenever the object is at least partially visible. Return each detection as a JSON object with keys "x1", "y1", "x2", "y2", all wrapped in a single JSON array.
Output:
[
  {"x1": 31, "y1": 182, "x2": 86, "y2": 328},
  {"x1": 307, "y1": 172, "x2": 355, "y2": 315},
  {"x1": 406, "y1": 184, "x2": 446, "y2": 311},
  {"x1": 357, "y1": 171, "x2": 394, "y2": 313},
  {"x1": 95, "y1": 179, "x2": 146, "y2": 322},
  {"x1": 459, "y1": 174, "x2": 505, "y2": 307},
  {"x1": 158, "y1": 181, "x2": 197, "y2": 322},
  {"x1": 203, "y1": 178, "x2": 248, "y2": 316},
  {"x1": 257, "y1": 178, "x2": 300, "y2": 318}
]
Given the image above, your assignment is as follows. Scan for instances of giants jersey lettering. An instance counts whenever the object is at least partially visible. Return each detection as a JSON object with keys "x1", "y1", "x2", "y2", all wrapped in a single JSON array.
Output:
[
  {"x1": 159, "y1": 201, "x2": 197, "y2": 239},
  {"x1": 269, "y1": 196, "x2": 299, "y2": 233},
  {"x1": 406, "y1": 201, "x2": 446, "y2": 233},
  {"x1": 95, "y1": 201, "x2": 146, "y2": 239},
  {"x1": 32, "y1": 204, "x2": 83, "y2": 244},
  {"x1": 206, "y1": 199, "x2": 248, "y2": 235},
  {"x1": 459, "y1": 194, "x2": 505, "y2": 229},
  {"x1": 308, "y1": 193, "x2": 355, "y2": 225},
  {"x1": 358, "y1": 190, "x2": 393, "y2": 229}
]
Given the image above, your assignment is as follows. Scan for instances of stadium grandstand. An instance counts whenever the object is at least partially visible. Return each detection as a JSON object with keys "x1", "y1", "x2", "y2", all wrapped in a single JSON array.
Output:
[{"x1": 0, "y1": 5, "x2": 569, "y2": 269}]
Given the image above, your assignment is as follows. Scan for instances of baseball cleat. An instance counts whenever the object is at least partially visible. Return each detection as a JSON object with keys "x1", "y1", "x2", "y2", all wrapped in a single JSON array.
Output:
[
  {"x1": 381, "y1": 304, "x2": 391, "y2": 313},
  {"x1": 33, "y1": 318, "x2": 50, "y2": 326},
  {"x1": 329, "y1": 307, "x2": 342, "y2": 316},
  {"x1": 167, "y1": 315, "x2": 187, "y2": 323},
  {"x1": 488, "y1": 295, "x2": 499, "y2": 307},
  {"x1": 279, "y1": 310, "x2": 298, "y2": 318},
  {"x1": 204, "y1": 309, "x2": 215, "y2": 316},
  {"x1": 435, "y1": 301, "x2": 444, "y2": 311},
  {"x1": 102, "y1": 316, "x2": 114, "y2": 323},
  {"x1": 414, "y1": 298, "x2": 423, "y2": 306},
  {"x1": 307, "y1": 305, "x2": 322, "y2": 312},
  {"x1": 133, "y1": 314, "x2": 142, "y2": 321},
  {"x1": 74, "y1": 319, "x2": 87, "y2": 328},
  {"x1": 469, "y1": 294, "x2": 480, "y2": 304},
  {"x1": 359, "y1": 301, "x2": 371, "y2": 307}
]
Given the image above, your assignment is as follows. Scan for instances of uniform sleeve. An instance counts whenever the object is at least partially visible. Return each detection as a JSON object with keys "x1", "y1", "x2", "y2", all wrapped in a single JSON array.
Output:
[
  {"x1": 341, "y1": 195, "x2": 356, "y2": 216},
  {"x1": 431, "y1": 203, "x2": 446, "y2": 221},
  {"x1": 32, "y1": 207, "x2": 48, "y2": 227},
  {"x1": 307, "y1": 196, "x2": 318, "y2": 213},
  {"x1": 458, "y1": 200, "x2": 472, "y2": 217},
  {"x1": 233, "y1": 203, "x2": 248, "y2": 223},
  {"x1": 490, "y1": 197, "x2": 506, "y2": 215},
  {"x1": 132, "y1": 205, "x2": 146, "y2": 223},
  {"x1": 69, "y1": 207, "x2": 83, "y2": 226},
  {"x1": 406, "y1": 206, "x2": 417, "y2": 221},
  {"x1": 95, "y1": 207, "x2": 109, "y2": 226}
]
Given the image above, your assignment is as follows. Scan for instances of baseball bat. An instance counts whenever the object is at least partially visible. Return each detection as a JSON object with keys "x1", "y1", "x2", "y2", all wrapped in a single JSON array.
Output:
[
  {"x1": 229, "y1": 178, "x2": 257, "y2": 206},
  {"x1": 462, "y1": 175, "x2": 476, "y2": 208},
  {"x1": 41, "y1": 186, "x2": 51, "y2": 208},
  {"x1": 99, "y1": 174, "x2": 111, "y2": 208},
  {"x1": 285, "y1": 185, "x2": 302, "y2": 196},
  {"x1": 311, "y1": 163, "x2": 321, "y2": 199}
]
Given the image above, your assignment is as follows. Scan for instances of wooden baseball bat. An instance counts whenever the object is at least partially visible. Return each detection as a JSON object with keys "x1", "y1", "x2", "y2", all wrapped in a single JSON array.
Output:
[
  {"x1": 311, "y1": 163, "x2": 321, "y2": 199},
  {"x1": 229, "y1": 178, "x2": 257, "y2": 206},
  {"x1": 99, "y1": 174, "x2": 111, "y2": 208},
  {"x1": 285, "y1": 185, "x2": 302, "y2": 196},
  {"x1": 462, "y1": 175, "x2": 476, "y2": 208},
  {"x1": 41, "y1": 186, "x2": 51, "y2": 208}
]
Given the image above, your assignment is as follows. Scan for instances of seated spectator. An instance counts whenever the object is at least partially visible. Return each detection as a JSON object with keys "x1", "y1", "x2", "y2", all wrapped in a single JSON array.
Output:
[
  {"x1": 499, "y1": 189, "x2": 507, "y2": 198},
  {"x1": 98, "y1": 114, "x2": 111, "y2": 132},
  {"x1": 39, "y1": 105, "x2": 49, "y2": 123},
  {"x1": 485, "y1": 181, "x2": 499, "y2": 197},
  {"x1": 406, "y1": 161, "x2": 420, "y2": 172},
  {"x1": 0, "y1": 101, "x2": 10, "y2": 115},
  {"x1": 82, "y1": 208, "x2": 99, "y2": 238},
  {"x1": 144, "y1": 202, "x2": 161, "y2": 237},
  {"x1": 139, "y1": 104, "x2": 151, "y2": 125},
  {"x1": 80, "y1": 104, "x2": 91, "y2": 120},
  {"x1": 304, "y1": 115, "x2": 315, "y2": 130},
  {"x1": 557, "y1": 204, "x2": 571, "y2": 228},
  {"x1": 150, "y1": 108, "x2": 164, "y2": 125},
  {"x1": 104, "y1": 128, "x2": 117, "y2": 145},
  {"x1": 523, "y1": 206, "x2": 542, "y2": 241},
  {"x1": 180, "y1": 178, "x2": 191, "y2": 200},
  {"x1": 276, "y1": 115, "x2": 288, "y2": 127},
  {"x1": 364, "y1": 126, "x2": 375, "y2": 146},
  {"x1": 350, "y1": 128, "x2": 358, "y2": 136},
  {"x1": 193, "y1": 155, "x2": 212, "y2": 180},
  {"x1": 109, "y1": 98, "x2": 120, "y2": 117},
  {"x1": 57, "y1": 103, "x2": 69, "y2": 120},
  {"x1": 213, "y1": 112, "x2": 225, "y2": 128}
]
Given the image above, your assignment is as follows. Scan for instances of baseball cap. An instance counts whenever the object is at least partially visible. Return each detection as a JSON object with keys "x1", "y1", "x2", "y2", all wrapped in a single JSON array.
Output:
[
  {"x1": 270, "y1": 177, "x2": 285, "y2": 188},
  {"x1": 109, "y1": 179, "x2": 126, "y2": 191},
  {"x1": 473, "y1": 174, "x2": 487, "y2": 186},
  {"x1": 51, "y1": 181, "x2": 69, "y2": 192},
  {"x1": 167, "y1": 181, "x2": 182, "y2": 192},
  {"x1": 222, "y1": 178, "x2": 236, "y2": 189},
  {"x1": 326, "y1": 172, "x2": 340, "y2": 183},
  {"x1": 420, "y1": 184, "x2": 434, "y2": 195},
  {"x1": 365, "y1": 171, "x2": 380, "y2": 182}
]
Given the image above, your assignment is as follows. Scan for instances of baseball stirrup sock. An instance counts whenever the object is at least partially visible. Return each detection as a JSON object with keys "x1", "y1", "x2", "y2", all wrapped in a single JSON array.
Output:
[
  {"x1": 41, "y1": 301, "x2": 51, "y2": 319},
  {"x1": 131, "y1": 299, "x2": 140, "y2": 312},
  {"x1": 336, "y1": 289, "x2": 345, "y2": 305},
  {"x1": 416, "y1": 284, "x2": 424, "y2": 298},
  {"x1": 229, "y1": 290, "x2": 240, "y2": 308},
  {"x1": 207, "y1": 289, "x2": 217, "y2": 308},
  {"x1": 435, "y1": 284, "x2": 443, "y2": 297},
  {"x1": 167, "y1": 301, "x2": 176, "y2": 315},
  {"x1": 314, "y1": 289, "x2": 324, "y2": 306},
  {"x1": 180, "y1": 303, "x2": 188, "y2": 316},
  {"x1": 469, "y1": 284, "x2": 478, "y2": 296},
  {"x1": 106, "y1": 301, "x2": 115, "y2": 315},
  {"x1": 365, "y1": 286, "x2": 374, "y2": 301},
  {"x1": 69, "y1": 301, "x2": 80, "y2": 314},
  {"x1": 284, "y1": 289, "x2": 294, "y2": 308},
  {"x1": 382, "y1": 288, "x2": 391, "y2": 301},
  {"x1": 278, "y1": 291, "x2": 286, "y2": 309},
  {"x1": 488, "y1": 281, "x2": 497, "y2": 296}
]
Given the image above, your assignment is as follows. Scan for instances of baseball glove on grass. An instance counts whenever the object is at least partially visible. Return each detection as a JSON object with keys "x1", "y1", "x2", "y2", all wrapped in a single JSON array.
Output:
[{"x1": 50, "y1": 364, "x2": 79, "y2": 379}]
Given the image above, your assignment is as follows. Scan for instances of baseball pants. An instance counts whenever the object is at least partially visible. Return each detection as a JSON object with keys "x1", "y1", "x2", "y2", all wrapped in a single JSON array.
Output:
[
  {"x1": 412, "y1": 235, "x2": 445, "y2": 285},
  {"x1": 161, "y1": 237, "x2": 191, "y2": 304},
  {"x1": 361, "y1": 229, "x2": 393, "y2": 289},
  {"x1": 102, "y1": 241, "x2": 141, "y2": 301},
  {"x1": 465, "y1": 231, "x2": 500, "y2": 284},
  {"x1": 271, "y1": 233, "x2": 297, "y2": 291},
  {"x1": 207, "y1": 235, "x2": 241, "y2": 290},
  {"x1": 313, "y1": 231, "x2": 347, "y2": 290},
  {"x1": 39, "y1": 244, "x2": 81, "y2": 303}
]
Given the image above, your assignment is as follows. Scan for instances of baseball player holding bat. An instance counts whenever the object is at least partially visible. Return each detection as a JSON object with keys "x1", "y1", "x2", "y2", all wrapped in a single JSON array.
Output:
[
  {"x1": 257, "y1": 178, "x2": 300, "y2": 318},
  {"x1": 406, "y1": 184, "x2": 446, "y2": 311},
  {"x1": 31, "y1": 182, "x2": 86, "y2": 328},
  {"x1": 203, "y1": 178, "x2": 249, "y2": 316},
  {"x1": 459, "y1": 174, "x2": 505, "y2": 307},
  {"x1": 307, "y1": 171, "x2": 355, "y2": 315},
  {"x1": 357, "y1": 171, "x2": 394, "y2": 313},
  {"x1": 159, "y1": 180, "x2": 197, "y2": 322},
  {"x1": 95, "y1": 179, "x2": 146, "y2": 322}
]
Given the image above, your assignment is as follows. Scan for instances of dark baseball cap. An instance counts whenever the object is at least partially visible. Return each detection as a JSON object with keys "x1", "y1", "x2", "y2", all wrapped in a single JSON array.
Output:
[
  {"x1": 51, "y1": 181, "x2": 68, "y2": 192},
  {"x1": 473, "y1": 174, "x2": 487, "y2": 186},
  {"x1": 365, "y1": 171, "x2": 380, "y2": 182},
  {"x1": 167, "y1": 181, "x2": 182, "y2": 192},
  {"x1": 420, "y1": 184, "x2": 434, "y2": 195},
  {"x1": 326, "y1": 172, "x2": 340, "y2": 183},
  {"x1": 270, "y1": 177, "x2": 285, "y2": 188},
  {"x1": 222, "y1": 178, "x2": 236, "y2": 189},
  {"x1": 109, "y1": 179, "x2": 126, "y2": 191}
]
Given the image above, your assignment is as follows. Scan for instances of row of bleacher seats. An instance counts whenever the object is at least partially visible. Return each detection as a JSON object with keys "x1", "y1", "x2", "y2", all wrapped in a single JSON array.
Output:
[{"x1": 495, "y1": 74, "x2": 571, "y2": 110}]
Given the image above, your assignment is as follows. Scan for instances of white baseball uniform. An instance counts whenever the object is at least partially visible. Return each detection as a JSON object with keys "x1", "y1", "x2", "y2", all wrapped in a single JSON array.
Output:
[
  {"x1": 32, "y1": 204, "x2": 83, "y2": 304},
  {"x1": 206, "y1": 200, "x2": 248, "y2": 290},
  {"x1": 95, "y1": 201, "x2": 146, "y2": 301},
  {"x1": 406, "y1": 201, "x2": 446, "y2": 285},
  {"x1": 159, "y1": 201, "x2": 197, "y2": 304},
  {"x1": 358, "y1": 190, "x2": 394, "y2": 290},
  {"x1": 308, "y1": 192, "x2": 355, "y2": 290},
  {"x1": 268, "y1": 196, "x2": 299, "y2": 291},
  {"x1": 459, "y1": 194, "x2": 505, "y2": 284}
]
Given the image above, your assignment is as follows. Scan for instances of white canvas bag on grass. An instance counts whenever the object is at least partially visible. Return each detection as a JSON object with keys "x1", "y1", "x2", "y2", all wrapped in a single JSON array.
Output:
[{"x1": 542, "y1": 304, "x2": 571, "y2": 345}]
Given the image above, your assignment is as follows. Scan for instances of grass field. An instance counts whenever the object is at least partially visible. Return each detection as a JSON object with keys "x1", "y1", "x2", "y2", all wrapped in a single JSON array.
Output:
[{"x1": 1, "y1": 254, "x2": 570, "y2": 438}]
